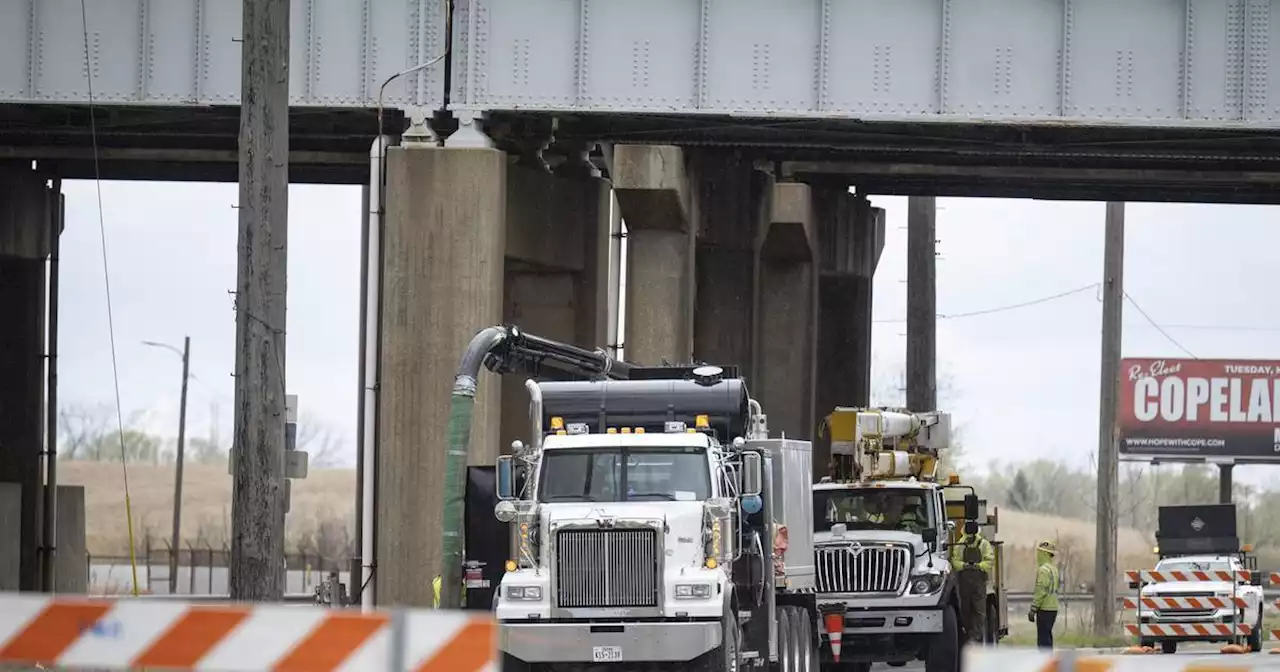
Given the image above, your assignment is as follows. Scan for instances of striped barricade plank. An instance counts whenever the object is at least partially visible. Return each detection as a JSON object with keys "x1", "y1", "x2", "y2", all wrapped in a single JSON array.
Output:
[
  {"x1": 1124, "y1": 623, "x2": 1252, "y2": 638},
  {"x1": 0, "y1": 593, "x2": 495, "y2": 671},
  {"x1": 1122, "y1": 596, "x2": 1248, "y2": 610},
  {"x1": 1270, "y1": 572, "x2": 1280, "y2": 586},
  {"x1": 1125, "y1": 569, "x2": 1253, "y2": 583}
]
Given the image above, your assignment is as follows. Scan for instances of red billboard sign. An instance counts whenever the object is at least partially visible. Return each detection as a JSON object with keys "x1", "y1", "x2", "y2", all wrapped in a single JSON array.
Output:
[{"x1": 1118, "y1": 358, "x2": 1280, "y2": 461}]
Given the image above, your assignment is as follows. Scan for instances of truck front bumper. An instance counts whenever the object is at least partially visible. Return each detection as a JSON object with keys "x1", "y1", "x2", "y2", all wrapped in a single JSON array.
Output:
[
  {"x1": 499, "y1": 620, "x2": 722, "y2": 663},
  {"x1": 841, "y1": 607, "x2": 943, "y2": 634}
]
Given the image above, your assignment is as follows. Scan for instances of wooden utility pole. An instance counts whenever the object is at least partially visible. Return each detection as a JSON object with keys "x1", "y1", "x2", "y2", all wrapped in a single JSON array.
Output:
[
  {"x1": 1093, "y1": 202, "x2": 1125, "y2": 635},
  {"x1": 906, "y1": 196, "x2": 937, "y2": 411},
  {"x1": 229, "y1": 0, "x2": 290, "y2": 601},
  {"x1": 170, "y1": 336, "x2": 190, "y2": 594}
]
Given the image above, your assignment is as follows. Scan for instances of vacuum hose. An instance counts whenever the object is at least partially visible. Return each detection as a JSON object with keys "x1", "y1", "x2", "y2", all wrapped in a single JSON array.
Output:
[{"x1": 438, "y1": 326, "x2": 508, "y2": 610}]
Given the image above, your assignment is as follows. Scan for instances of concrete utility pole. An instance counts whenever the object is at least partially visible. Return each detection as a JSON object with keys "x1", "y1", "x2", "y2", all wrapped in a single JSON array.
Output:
[
  {"x1": 1093, "y1": 202, "x2": 1125, "y2": 636},
  {"x1": 906, "y1": 196, "x2": 937, "y2": 412},
  {"x1": 229, "y1": 0, "x2": 290, "y2": 601}
]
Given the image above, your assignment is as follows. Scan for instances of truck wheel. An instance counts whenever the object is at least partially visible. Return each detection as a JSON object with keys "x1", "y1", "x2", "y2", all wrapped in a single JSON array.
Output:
[
  {"x1": 1160, "y1": 640, "x2": 1177, "y2": 654},
  {"x1": 500, "y1": 653, "x2": 530, "y2": 672},
  {"x1": 788, "y1": 607, "x2": 816, "y2": 672},
  {"x1": 708, "y1": 610, "x2": 741, "y2": 672},
  {"x1": 983, "y1": 601, "x2": 999, "y2": 645},
  {"x1": 776, "y1": 606, "x2": 796, "y2": 672},
  {"x1": 1249, "y1": 610, "x2": 1263, "y2": 653},
  {"x1": 925, "y1": 604, "x2": 960, "y2": 672}
]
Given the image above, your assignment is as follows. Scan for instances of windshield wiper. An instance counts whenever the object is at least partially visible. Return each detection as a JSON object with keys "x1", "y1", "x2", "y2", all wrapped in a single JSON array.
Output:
[
  {"x1": 627, "y1": 492, "x2": 677, "y2": 500},
  {"x1": 544, "y1": 494, "x2": 598, "y2": 502}
]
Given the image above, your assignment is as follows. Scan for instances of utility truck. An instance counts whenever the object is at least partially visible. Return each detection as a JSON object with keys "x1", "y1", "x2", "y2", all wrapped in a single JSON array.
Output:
[
  {"x1": 491, "y1": 360, "x2": 820, "y2": 671},
  {"x1": 811, "y1": 407, "x2": 1006, "y2": 672},
  {"x1": 1128, "y1": 503, "x2": 1264, "y2": 654}
]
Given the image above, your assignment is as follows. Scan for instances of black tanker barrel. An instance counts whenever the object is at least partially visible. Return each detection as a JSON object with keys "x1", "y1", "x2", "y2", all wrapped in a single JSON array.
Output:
[{"x1": 538, "y1": 377, "x2": 750, "y2": 441}]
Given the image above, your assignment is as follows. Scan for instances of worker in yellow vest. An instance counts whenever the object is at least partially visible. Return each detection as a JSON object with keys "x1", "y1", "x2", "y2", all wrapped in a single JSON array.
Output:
[
  {"x1": 1029, "y1": 540, "x2": 1060, "y2": 650},
  {"x1": 432, "y1": 575, "x2": 442, "y2": 608}
]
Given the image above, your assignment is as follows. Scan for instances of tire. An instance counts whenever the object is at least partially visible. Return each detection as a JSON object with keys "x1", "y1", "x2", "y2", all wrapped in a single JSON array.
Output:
[
  {"x1": 926, "y1": 604, "x2": 961, "y2": 672},
  {"x1": 791, "y1": 607, "x2": 816, "y2": 672},
  {"x1": 500, "y1": 653, "x2": 530, "y2": 672},
  {"x1": 1250, "y1": 609, "x2": 1263, "y2": 653},
  {"x1": 984, "y1": 600, "x2": 999, "y2": 645},
  {"x1": 777, "y1": 606, "x2": 796, "y2": 672},
  {"x1": 705, "y1": 611, "x2": 741, "y2": 672},
  {"x1": 1161, "y1": 640, "x2": 1177, "y2": 654}
]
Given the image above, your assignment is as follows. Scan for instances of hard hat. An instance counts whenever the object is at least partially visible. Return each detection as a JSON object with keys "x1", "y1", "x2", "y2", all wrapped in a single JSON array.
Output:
[{"x1": 1036, "y1": 540, "x2": 1057, "y2": 556}]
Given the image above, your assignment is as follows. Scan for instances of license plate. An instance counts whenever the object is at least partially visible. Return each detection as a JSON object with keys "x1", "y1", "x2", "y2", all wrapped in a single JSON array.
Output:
[{"x1": 591, "y1": 646, "x2": 623, "y2": 662}]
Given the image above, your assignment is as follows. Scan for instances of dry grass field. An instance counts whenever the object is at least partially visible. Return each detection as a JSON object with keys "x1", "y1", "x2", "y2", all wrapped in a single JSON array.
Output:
[
  {"x1": 63, "y1": 460, "x2": 1158, "y2": 585},
  {"x1": 61, "y1": 460, "x2": 356, "y2": 555}
]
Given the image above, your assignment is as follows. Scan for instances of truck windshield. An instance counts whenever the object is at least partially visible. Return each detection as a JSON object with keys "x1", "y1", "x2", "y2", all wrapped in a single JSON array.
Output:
[
  {"x1": 538, "y1": 446, "x2": 711, "y2": 503},
  {"x1": 813, "y1": 488, "x2": 933, "y2": 533},
  {"x1": 1157, "y1": 559, "x2": 1233, "y2": 572}
]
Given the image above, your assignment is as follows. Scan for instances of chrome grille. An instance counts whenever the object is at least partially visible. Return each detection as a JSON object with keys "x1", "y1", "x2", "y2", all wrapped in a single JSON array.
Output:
[
  {"x1": 555, "y1": 527, "x2": 659, "y2": 608},
  {"x1": 815, "y1": 544, "x2": 910, "y2": 594}
]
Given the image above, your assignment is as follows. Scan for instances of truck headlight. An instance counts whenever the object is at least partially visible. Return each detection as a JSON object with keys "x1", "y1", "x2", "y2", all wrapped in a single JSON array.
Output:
[
  {"x1": 675, "y1": 583, "x2": 713, "y2": 599},
  {"x1": 506, "y1": 586, "x2": 543, "y2": 601},
  {"x1": 909, "y1": 573, "x2": 944, "y2": 595}
]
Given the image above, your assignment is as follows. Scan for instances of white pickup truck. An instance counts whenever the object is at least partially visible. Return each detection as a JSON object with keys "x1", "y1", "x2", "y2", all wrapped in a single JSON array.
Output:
[{"x1": 1135, "y1": 555, "x2": 1264, "y2": 653}]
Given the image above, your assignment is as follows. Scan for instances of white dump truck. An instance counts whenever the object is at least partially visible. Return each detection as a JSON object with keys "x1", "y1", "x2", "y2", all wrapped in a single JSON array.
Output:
[
  {"x1": 492, "y1": 364, "x2": 819, "y2": 671},
  {"x1": 811, "y1": 407, "x2": 1006, "y2": 672}
]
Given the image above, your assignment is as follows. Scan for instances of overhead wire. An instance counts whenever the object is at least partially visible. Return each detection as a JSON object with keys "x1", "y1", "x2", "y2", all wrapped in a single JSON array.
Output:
[
  {"x1": 1123, "y1": 291, "x2": 1198, "y2": 359},
  {"x1": 873, "y1": 283, "x2": 1100, "y2": 323},
  {"x1": 80, "y1": 0, "x2": 141, "y2": 597}
]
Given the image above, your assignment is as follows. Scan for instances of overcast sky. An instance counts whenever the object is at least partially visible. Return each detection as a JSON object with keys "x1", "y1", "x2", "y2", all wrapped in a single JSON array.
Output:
[{"x1": 57, "y1": 181, "x2": 1279, "y2": 485}]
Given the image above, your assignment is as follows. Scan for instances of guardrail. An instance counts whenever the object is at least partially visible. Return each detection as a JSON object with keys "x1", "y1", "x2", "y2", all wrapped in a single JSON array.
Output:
[{"x1": 1006, "y1": 589, "x2": 1280, "y2": 604}]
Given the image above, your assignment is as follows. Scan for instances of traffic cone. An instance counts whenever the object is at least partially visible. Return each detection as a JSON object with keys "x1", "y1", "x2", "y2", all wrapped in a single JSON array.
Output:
[{"x1": 824, "y1": 612, "x2": 845, "y2": 662}]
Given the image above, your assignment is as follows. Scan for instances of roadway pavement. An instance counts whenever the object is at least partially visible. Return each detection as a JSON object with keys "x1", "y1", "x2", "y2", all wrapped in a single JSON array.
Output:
[{"x1": 886, "y1": 643, "x2": 1280, "y2": 670}]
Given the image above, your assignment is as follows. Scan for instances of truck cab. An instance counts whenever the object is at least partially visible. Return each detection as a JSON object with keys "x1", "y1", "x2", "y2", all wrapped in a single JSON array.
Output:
[
  {"x1": 492, "y1": 367, "x2": 819, "y2": 672},
  {"x1": 812, "y1": 407, "x2": 1001, "y2": 672}
]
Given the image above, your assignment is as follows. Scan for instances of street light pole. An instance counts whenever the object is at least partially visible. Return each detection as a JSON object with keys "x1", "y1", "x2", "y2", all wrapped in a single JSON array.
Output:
[{"x1": 144, "y1": 337, "x2": 191, "y2": 594}]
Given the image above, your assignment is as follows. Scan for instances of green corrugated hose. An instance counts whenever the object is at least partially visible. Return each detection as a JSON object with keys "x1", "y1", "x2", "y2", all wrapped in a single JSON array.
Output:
[{"x1": 438, "y1": 390, "x2": 475, "y2": 610}]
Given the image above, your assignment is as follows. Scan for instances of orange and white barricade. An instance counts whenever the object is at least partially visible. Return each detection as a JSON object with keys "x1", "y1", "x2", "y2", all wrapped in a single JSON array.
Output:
[
  {"x1": 1123, "y1": 566, "x2": 1258, "y2": 651},
  {"x1": 0, "y1": 593, "x2": 496, "y2": 671},
  {"x1": 1124, "y1": 623, "x2": 1252, "y2": 638},
  {"x1": 1124, "y1": 569, "x2": 1253, "y2": 584}
]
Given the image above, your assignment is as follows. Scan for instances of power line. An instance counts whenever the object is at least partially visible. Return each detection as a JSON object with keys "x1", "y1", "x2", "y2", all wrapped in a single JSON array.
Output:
[
  {"x1": 872, "y1": 284, "x2": 1280, "y2": 336},
  {"x1": 1123, "y1": 291, "x2": 1198, "y2": 359},
  {"x1": 874, "y1": 283, "x2": 1099, "y2": 323},
  {"x1": 81, "y1": 0, "x2": 140, "y2": 597}
]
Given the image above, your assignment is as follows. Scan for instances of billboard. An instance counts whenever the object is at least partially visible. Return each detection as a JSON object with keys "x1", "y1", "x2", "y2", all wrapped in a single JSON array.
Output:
[{"x1": 1118, "y1": 358, "x2": 1280, "y2": 461}]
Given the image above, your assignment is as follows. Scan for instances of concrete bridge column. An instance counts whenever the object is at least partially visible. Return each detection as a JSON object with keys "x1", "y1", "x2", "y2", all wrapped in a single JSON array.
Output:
[
  {"x1": 689, "y1": 150, "x2": 769, "y2": 378},
  {"x1": 499, "y1": 163, "x2": 613, "y2": 452},
  {"x1": 814, "y1": 190, "x2": 885, "y2": 473},
  {"x1": 613, "y1": 145, "x2": 694, "y2": 365},
  {"x1": 0, "y1": 167, "x2": 52, "y2": 592},
  {"x1": 754, "y1": 182, "x2": 818, "y2": 442},
  {"x1": 376, "y1": 146, "x2": 507, "y2": 607}
]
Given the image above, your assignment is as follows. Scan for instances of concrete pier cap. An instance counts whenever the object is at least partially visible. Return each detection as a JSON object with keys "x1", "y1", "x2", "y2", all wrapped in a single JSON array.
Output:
[{"x1": 760, "y1": 181, "x2": 817, "y2": 260}]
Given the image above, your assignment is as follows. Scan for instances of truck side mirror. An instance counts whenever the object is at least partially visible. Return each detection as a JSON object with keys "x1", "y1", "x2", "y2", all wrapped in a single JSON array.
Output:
[
  {"x1": 740, "y1": 452, "x2": 763, "y2": 497},
  {"x1": 497, "y1": 455, "x2": 515, "y2": 500},
  {"x1": 963, "y1": 494, "x2": 979, "y2": 521},
  {"x1": 921, "y1": 527, "x2": 938, "y2": 546}
]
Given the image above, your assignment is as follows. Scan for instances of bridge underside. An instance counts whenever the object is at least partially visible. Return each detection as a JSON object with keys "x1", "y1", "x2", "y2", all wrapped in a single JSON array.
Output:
[{"x1": 7, "y1": 103, "x2": 1280, "y2": 202}]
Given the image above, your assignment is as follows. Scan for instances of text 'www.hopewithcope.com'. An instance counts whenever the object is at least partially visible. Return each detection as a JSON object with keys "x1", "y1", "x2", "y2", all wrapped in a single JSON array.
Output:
[{"x1": 1124, "y1": 437, "x2": 1228, "y2": 448}]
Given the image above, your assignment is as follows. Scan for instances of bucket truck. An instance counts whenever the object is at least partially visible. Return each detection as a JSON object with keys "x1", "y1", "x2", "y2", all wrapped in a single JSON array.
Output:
[{"x1": 811, "y1": 407, "x2": 1006, "y2": 672}]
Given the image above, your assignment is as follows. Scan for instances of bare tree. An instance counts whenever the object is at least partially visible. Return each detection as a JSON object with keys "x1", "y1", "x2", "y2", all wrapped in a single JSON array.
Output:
[{"x1": 294, "y1": 414, "x2": 350, "y2": 468}]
